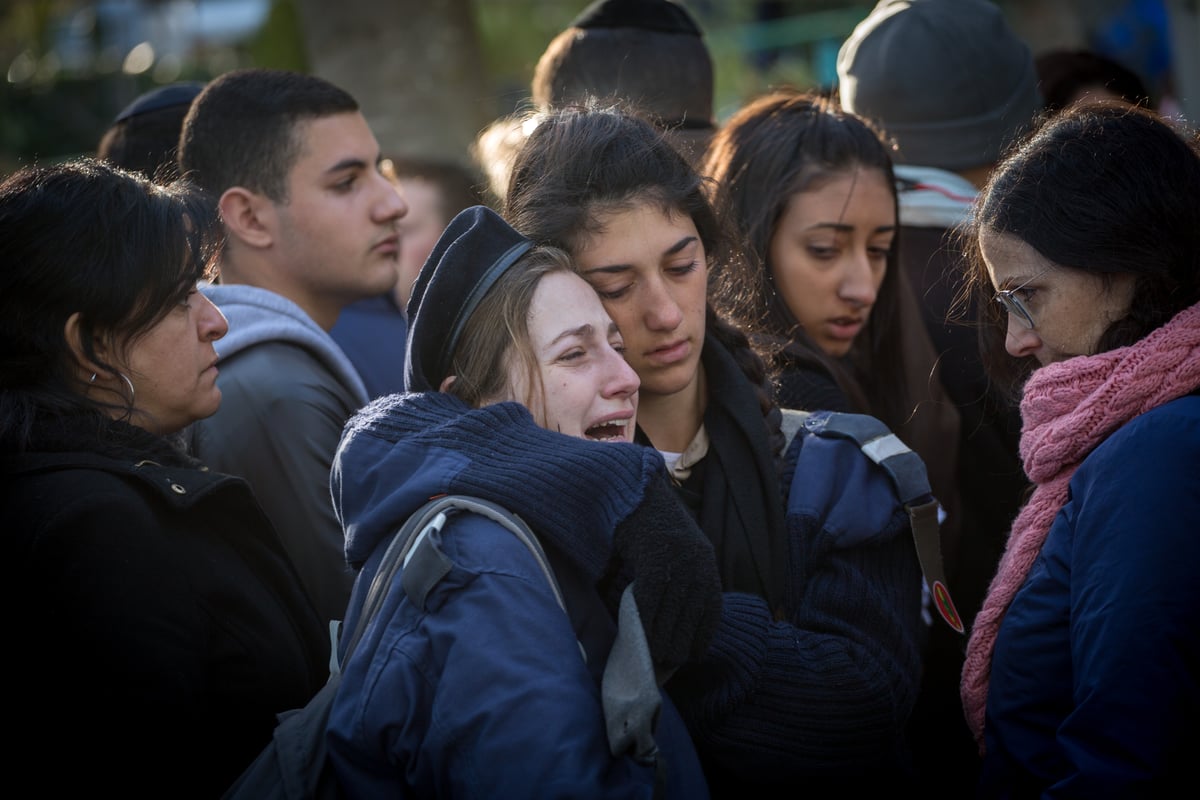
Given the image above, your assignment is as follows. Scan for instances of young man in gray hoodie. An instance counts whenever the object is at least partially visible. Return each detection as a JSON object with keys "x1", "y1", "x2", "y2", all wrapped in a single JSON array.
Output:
[{"x1": 178, "y1": 68, "x2": 408, "y2": 625}]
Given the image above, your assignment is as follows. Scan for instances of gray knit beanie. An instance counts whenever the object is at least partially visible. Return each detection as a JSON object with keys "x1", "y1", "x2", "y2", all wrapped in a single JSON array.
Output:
[{"x1": 836, "y1": 0, "x2": 1042, "y2": 170}]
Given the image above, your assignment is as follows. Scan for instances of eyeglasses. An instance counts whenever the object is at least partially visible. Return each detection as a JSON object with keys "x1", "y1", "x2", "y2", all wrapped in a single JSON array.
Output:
[{"x1": 992, "y1": 270, "x2": 1047, "y2": 330}]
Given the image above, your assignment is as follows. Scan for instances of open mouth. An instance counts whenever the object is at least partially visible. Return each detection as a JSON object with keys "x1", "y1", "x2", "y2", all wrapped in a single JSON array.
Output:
[
  {"x1": 829, "y1": 316, "x2": 865, "y2": 338},
  {"x1": 584, "y1": 419, "x2": 629, "y2": 442}
]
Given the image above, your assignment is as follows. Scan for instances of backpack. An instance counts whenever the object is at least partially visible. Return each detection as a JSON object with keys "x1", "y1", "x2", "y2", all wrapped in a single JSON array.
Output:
[
  {"x1": 222, "y1": 494, "x2": 662, "y2": 799},
  {"x1": 781, "y1": 408, "x2": 964, "y2": 634}
]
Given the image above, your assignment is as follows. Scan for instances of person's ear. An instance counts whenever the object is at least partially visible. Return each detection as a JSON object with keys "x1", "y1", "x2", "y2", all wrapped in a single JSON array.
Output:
[
  {"x1": 218, "y1": 186, "x2": 276, "y2": 249},
  {"x1": 63, "y1": 311, "x2": 111, "y2": 380},
  {"x1": 438, "y1": 375, "x2": 456, "y2": 393}
]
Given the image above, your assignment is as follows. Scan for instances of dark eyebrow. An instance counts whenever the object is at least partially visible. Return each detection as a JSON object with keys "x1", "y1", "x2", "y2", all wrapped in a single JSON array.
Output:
[
  {"x1": 804, "y1": 222, "x2": 897, "y2": 234},
  {"x1": 325, "y1": 156, "x2": 370, "y2": 176},
  {"x1": 580, "y1": 263, "x2": 631, "y2": 277},
  {"x1": 664, "y1": 235, "x2": 697, "y2": 255},
  {"x1": 579, "y1": 235, "x2": 698, "y2": 277},
  {"x1": 549, "y1": 323, "x2": 595, "y2": 347},
  {"x1": 998, "y1": 267, "x2": 1052, "y2": 291}
]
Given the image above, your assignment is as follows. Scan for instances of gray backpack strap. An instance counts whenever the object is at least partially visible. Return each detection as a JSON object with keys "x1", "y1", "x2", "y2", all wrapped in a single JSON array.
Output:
[
  {"x1": 362, "y1": 495, "x2": 664, "y2": 768},
  {"x1": 799, "y1": 411, "x2": 964, "y2": 634},
  {"x1": 397, "y1": 496, "x2": 568, "y2": 615},
  {"x1": 780, "y1": 408, "x2": 811, "y2": 454},
  {"x1": 341, "y1": 495, "x2": 466, "y2": 665}
]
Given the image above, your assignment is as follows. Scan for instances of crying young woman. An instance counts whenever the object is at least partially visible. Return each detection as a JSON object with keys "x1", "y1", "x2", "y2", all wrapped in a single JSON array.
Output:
[{"x1": 325, "y1": 205, "x2": 722, "y2": 798}]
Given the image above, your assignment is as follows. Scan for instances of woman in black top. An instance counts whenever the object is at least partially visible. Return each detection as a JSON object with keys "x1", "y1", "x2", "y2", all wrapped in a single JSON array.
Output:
[{"x1": 0, "y1": 160, "x2": 329, "y2": 797}]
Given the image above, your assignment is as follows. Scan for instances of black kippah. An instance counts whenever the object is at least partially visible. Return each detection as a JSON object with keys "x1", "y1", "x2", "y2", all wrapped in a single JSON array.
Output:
[
  {"x1": 569, "y1": 0, "x2": 702, "y2": 37},
  {"x1": 405, "y1": 206, "x2": 534, "y2": 392},
  {"x1": 113, "y1": 82, "x2": 205, "y2": 124}
]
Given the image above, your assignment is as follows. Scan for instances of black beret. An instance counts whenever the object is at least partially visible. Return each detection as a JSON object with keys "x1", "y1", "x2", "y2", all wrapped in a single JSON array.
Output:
[
  {"x1": 405, "y1": 206, "x2": 534, "y2": 392},
  {"x1": 113, "y1": 81, "x2": 206, "y2": 124},
  {"x1": 569, "y1": 0, "x2": 702, "y2": 37}
]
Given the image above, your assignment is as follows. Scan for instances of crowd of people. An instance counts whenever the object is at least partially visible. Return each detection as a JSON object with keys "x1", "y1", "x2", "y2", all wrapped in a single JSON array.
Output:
[{"x1": 3, "y1": 0, "x2": 1197, "y2": 797}]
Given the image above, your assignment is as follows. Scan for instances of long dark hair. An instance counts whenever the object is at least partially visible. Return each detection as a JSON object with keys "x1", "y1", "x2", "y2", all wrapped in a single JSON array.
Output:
[
  {"x1": 504, "y1": 102, "x2": 785, "y2": 457},
  {"x1": 957, "y1": 102, "x2": 1200, "y2": 398},
  {"x1": 702, "y1": 88, "x2": 910, "y2": 428},
  {"x1": 0, "y1": 159, "x2": 222, "y2": 449}
]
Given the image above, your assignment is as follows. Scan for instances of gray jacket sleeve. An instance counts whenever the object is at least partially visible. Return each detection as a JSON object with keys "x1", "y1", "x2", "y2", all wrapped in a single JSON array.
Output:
[{"x1": 190, "y1": 343, "x2": 358, "y2": 625}]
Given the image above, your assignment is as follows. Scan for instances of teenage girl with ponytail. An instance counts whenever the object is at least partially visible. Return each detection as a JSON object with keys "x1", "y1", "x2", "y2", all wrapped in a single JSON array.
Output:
[{"x1": 504, "y1": 102, "x2": 927, "y2": 795}]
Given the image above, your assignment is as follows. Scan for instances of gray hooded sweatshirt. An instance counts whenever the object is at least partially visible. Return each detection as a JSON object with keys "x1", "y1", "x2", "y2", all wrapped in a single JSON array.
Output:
[{"x1": 190, "y1": 284, "x2": 368, "y2": 625}]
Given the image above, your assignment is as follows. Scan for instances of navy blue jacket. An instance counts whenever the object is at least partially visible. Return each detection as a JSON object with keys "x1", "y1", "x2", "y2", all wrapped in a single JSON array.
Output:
[
  {"x1": 981, "y1": 394, "x2": 1200, "y2": 797},
  {"x1": 326, "y1": 392, "x2": 709, "y2": 798}
]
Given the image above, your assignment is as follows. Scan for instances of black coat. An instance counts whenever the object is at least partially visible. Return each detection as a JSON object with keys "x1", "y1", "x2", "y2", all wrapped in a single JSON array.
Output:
[
  {"x1": 897, "y1": 223, "x2": 1030, "y2": 795},
  {"x1": 2, "y1": 415, "x2": 329, "y2": 798}
]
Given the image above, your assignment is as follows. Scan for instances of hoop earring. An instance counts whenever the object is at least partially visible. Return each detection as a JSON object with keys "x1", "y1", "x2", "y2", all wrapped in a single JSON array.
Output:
[
  {"x1": 117, "y1": 372, "x2": 136, "y2": 406},
  {"x1": 89, "y1": 373, "x2": 97, "y2": 384}
]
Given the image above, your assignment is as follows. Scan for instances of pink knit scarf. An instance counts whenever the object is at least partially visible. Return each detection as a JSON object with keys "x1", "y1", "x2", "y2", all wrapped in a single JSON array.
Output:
[{"x1": 960, "y1": 301, "x2": 1200, "y2": 752}]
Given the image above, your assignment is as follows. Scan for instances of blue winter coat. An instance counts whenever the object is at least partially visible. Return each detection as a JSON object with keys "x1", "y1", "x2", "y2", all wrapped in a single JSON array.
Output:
[
  {"x1": 982, "y1": 394, "x2": 1200, "y2": 797},
  {"x1": 325, "y1": 392, "x2": 709, "y2": 799}
]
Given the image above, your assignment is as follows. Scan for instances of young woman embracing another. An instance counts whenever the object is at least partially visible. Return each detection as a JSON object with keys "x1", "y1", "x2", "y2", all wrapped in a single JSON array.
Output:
[
  {"x1": 505, "y1": 103, "x2": 931, "y2": 795},
  {"x1": 326, "y1": 206, "x2": 721, "y2": 798}
]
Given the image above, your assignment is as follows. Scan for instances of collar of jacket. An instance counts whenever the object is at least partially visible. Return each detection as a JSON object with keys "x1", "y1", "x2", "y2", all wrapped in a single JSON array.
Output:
[
  {"x1": 1, "y1": 414, "x2": 245, "y2": 509},
  {"x1": 4, "y1": 449, "x2": 243, "y2": 510}
]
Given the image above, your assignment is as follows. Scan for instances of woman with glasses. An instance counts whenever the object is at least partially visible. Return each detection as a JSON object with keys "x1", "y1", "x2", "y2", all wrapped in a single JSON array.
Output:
[{"x1": 957, "y1": 102, "x2": 1200, "y2": 796}]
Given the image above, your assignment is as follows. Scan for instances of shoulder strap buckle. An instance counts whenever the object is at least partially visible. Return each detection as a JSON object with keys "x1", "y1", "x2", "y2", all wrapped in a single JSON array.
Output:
[{"x1": 792, "y1": 410, "x2": 964, "y2": 634}]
